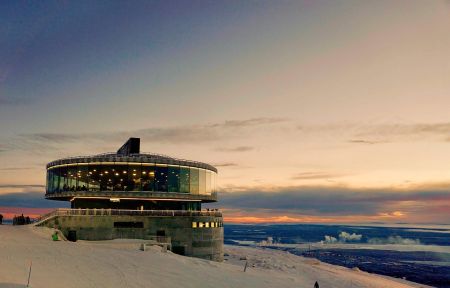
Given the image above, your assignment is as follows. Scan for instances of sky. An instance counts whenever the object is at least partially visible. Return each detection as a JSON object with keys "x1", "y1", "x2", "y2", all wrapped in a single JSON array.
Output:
[{"x1": 1, "y1": 0, "x2": 450, "y2": 224}]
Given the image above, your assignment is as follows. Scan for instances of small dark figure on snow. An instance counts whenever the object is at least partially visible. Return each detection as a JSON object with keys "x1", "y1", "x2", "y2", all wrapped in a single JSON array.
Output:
[{"x1": 314, "y1": 281, "x2": 319, "y2": 288}]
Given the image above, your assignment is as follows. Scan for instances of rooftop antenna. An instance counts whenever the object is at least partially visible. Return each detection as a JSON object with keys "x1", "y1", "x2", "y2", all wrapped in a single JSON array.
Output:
[{"x1": 117, "y1": 138, "x2": 140, "y2": 156}]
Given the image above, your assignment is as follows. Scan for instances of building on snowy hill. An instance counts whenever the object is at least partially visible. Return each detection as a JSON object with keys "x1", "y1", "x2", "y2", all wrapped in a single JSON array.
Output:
[{"x1": 37, "y1": 138, "x2": 223, "y2": 261}]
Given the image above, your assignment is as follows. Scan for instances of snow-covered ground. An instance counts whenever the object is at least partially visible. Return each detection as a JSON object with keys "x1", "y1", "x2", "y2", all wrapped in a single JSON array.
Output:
[{"x1": 0, "y1": 225, "x2": 431, "y2": 288}]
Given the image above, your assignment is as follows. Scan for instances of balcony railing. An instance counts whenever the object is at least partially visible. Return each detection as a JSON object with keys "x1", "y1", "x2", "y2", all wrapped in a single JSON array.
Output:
[
  {"x1": 45, "y1": 190, "x2": 218, "y2": 202},
  {"x1": 34, "y1": 208, "x2": 222, "y2": 225}
]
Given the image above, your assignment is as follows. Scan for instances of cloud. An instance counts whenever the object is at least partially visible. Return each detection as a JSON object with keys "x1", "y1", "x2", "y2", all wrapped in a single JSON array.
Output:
[
  {"x1": 297, "y1": 122, "x2": 450, "y2": 143},
  {"x1": 348, "y1": 139, "x2": 387, "y2": 145},
  {"x1": 210, "y1": 117, "x2": 288, "y2": 128},
  {"x1": 0, "y1": 191, "x2": 68, "y2": 208},
  {"x1": 4, "y1": 117, "x2": 287, "y2": 153},
  {"x1": 291, "y1": 172, "x2": 344, "y2": 180},
  {"x1": 338, "y1": 231, "x2": 362, "y2": 242},
  {"x1": 368, "y1": 236, "x2": 421, "y2": 245},
  {"x1": 0, "y1": 184, "x2": 45, "y2": 189},
  {"x1": 0, "y1": 167, "x2": 33, "y2": 171},
  {"x1": 322, "y1": 235, "x2": 338, "y2": 244},
  {"x1": 320, "y1": 234, "x2": 419, "y2": 245},
  {"x1": 215, "y1": 146, "x2": 254, "y2": 152},
  {"x1": 355, "y1": 123, "x2": 450, "y2": 142},
  {"x1": 320, "y1": 231, "x2": 362, "y2": 244},
  {"x1": 212, "y1": 163, "x2": 239, "y2": 167},
  {"x1": 22, "y1": 133, "x2": 81, "y2": 143},
  {"x1": 214, "y1": 184, "x2": 450, "y2": 218}
]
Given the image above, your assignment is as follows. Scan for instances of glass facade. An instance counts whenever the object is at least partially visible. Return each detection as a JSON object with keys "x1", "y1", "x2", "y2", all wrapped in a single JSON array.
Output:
[
  {"x1": 189, "y1": 168, "x2": 199, "y2": 195},
  {"x1": 168, "y1": 166, "x2": 180, "y2": 192},
  {"x1": 46, "y1": 163, "x2": 217, "y2": 195},
  {"x1": 141, "y1": 165, "x2": 155, "y2": 191}
]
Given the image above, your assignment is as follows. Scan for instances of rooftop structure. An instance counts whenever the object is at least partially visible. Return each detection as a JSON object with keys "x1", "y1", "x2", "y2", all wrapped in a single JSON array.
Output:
[{"x1": 46, "y1": 138, "x2": 218, "y2": 210}]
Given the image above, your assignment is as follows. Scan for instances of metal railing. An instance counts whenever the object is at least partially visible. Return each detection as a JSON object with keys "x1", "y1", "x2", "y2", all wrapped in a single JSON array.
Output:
[
  {"x1": 34, "y1": 208, "x2": 222, "y2": 225},
  {"x1": 45, "y1": 191, "x2": 218, "y2": 201}
]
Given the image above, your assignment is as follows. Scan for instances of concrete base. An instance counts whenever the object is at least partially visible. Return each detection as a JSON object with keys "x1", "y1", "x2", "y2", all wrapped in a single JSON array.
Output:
[{"x1": 39, "y1": 214, "x2": 224, "y2": 262}]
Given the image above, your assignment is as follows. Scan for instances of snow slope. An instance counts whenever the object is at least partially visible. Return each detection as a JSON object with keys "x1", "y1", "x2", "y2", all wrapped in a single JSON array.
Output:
[{"x1": 0, "y1": 226, "x2": 431, "y2": 288}]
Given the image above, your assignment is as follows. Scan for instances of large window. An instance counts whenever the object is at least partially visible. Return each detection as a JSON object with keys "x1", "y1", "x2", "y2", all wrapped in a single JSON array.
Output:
[
  {"x1": 190, "y1": 168, "x2": 199, "y2": 195},
  {"x1": 88, "y1": 164, "x2": 100, "y2": 191},
  {"x1": 77, "y1": 165, "x2": 89, "y2": 191},
  {"x1": 127, "y1": 164, "x2": 141, "y2": 191},
  {"x1": 101, "y1": 165, "x2": 114, "y2": 191},
  {"x1": 67, "y1": 165, "x2": 78, "y2": 191},
  {"x1": 168, "y1": 166, "x2": 180, "y2": 192},
  {"x1": 179, "y1": 167, "x2": 190, "y2": 193},
  {"x1": 198, "y1": 169, "x2": 206, "y2": 195},
  {"x1": 206, "y1": 171, "x2": 211, "y2": 194},
  {"x1": 211, "y1": 172, "x2": 216, "y2": 193},
  {"x1": 59, "y1": 166, "x2": 68, "y2": 192},
  {"x1": 155, "y1": 165, "x2": 168, "y2": 192},
  {"x1": 111, "y1": 165, "x2": 127, "y2": 191},
  {"x1": 48, "y1": 168, "x2": 58, "y2": 193},
  {"x1": 141, "y1": 164, "x2": 155, "y2": 191},
  {"x1": 47, "y1": 163, "x2": 216, "y2": 196}
]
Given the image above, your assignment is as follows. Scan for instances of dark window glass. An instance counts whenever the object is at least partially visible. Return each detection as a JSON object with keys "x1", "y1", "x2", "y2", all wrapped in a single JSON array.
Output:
[
  {"x1": 113, "y1": 222, "x2": 144, "y2": 228},
  {"x1": 179, "y1": 167, "x2": 190, "y2": 193},
  {"x1": 59, "y1": 165, "x2": 68, "y2": 192},
  {"x1": 127, "y1": 164, "x2": 141, "y2": 191},
  {"x1": 189, "y1": 168, "x2": 199, "y2": 195},
  {"x1": 53, "y1": 167, "x2": 60, "y2": 193},
  {"x1": 155, "y1": 165, "x2": 168, "y2": 192},
  {"x1": 67, "y1": 165, "x2": 78, "y2": 192},
  {"x1": 111, "y1": 165, "x2": 127, "y2": 191},
  {"x1": 199, "y1": 169, "x2": 206, "y2": 194},
  {"x1": 168, "y1": 166, "x2": 180, "y2": 192},
  {"x1": 98, "y1": 165, "x2": 108, "y2": 191},
  {"x1": 46, "y1": 169, "x2": 52, "y2": 193},
  {"x1": 99, "y1": 165, "x2": 113, "y2": 191},
  {"x1": 88, "y1": 164, "x2": 100, "y2": 191},
  {"x1": 141, "y1": 165, "x2": 155, "y2": 191},
  {"x1": 77, "y1": 165, "x2": 89, "y2": 191}
]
